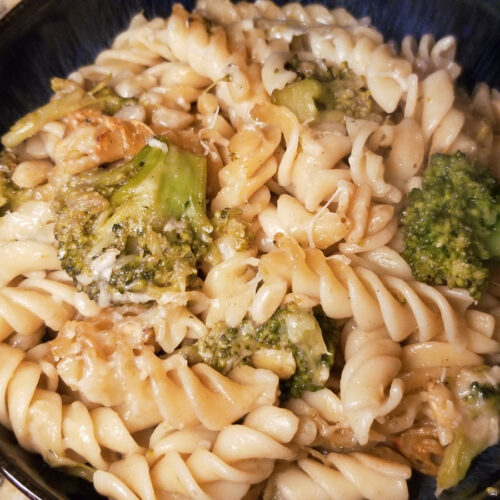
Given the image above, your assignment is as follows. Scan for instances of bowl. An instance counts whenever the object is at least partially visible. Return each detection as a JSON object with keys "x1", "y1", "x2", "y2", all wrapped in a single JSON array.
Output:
[{"x1": 0, "y1": 0, "x2": 500, "y2": 498}]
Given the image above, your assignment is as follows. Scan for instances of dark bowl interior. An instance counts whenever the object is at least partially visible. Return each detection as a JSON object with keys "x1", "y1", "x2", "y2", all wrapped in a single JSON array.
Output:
[{"x1": 0, "y1": 0, "x2": 500, "y2": 498}]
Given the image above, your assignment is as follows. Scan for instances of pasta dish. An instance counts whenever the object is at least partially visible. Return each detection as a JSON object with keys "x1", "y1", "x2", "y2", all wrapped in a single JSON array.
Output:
[{"x1": 0, "y1": 1, "x2": 499, "y2": 498}]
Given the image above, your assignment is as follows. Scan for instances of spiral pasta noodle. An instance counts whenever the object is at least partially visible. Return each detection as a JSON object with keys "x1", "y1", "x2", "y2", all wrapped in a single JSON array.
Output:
[
  {"x1": 269, "y1": 448, "x2": 411, "y2": 500},
  {"x1": 93, "y1": 405, "x2": 298, "y2": 500},
  {"x1": 197, "y1": 0, "x2": 362, "y2": 28},
  {"x1": 401, "y1": 34, "x2": 461, "y2": 81},
  {"x1": 0, "y1": 241, "x2": 98, "y2": 346},
  {"x1": 251, "y1": 106, "x2": 398, "y2": 252},
  {"x1": 285, "y1": 389, "x2": 358, "y2": 450},
  {"x1": 255, "y1": 235, "x2": 491, "y2": 350},
  {"x1": 340, "y1": 325, "x2": 404, "y2": 445},
  {"x1": 0, "y1": 343, "x2": 142, "y2": 470},
  {"x1": 50, "y1": 315, "x2": 278, "y2": 432},
  {"x1": 211, "y1": 125, "x2": 280, "y2": 220}
]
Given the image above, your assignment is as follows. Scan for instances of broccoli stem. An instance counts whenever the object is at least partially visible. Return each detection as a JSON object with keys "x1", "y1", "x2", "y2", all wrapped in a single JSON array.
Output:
[
  {"x1": 111, "y1": 140, "x2": 212, "y2": 240},
  {"x1": 437, "y1": 433, "x2": 485, "y2": 490},
  {"x1": 272, "y1": 79, "x2": 323, "y2": 123},
  {"x1": 2, "y1": 80, "x2": 135, "y2": 149},
  {"x1": 2, "y1": 89, "x2": 89, "y2": 149},
  {"x1": 157, "y1": 142, "x2": 212, "y2": 240}
]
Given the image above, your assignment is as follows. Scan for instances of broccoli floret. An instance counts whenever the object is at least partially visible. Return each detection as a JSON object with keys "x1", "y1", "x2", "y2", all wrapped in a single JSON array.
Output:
[
  {"x1": 2, "y1": 78, "x2": 136, "y2": 149},
  {"x1": 54, "y1": 139, "x2": 213, "y2": 305},
  {"x1": 204, "y1": 208, "x2": 255, "y2": 265},
  {"x1": 401, "y1": 152, "x2": 500, "y2": 300},
  {"x1": 211, "y1": 208, "x2": 254, "y2": 251},
  {"x1": 272, "y1": 60, "x2": 378, "y2": 122},
  {"x1": 180, "y1": 303, "x2": 337, "y2": 399}
]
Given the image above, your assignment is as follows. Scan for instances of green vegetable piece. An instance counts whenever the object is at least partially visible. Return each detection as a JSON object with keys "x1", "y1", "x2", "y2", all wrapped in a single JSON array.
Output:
[
  {"x1": 401, "y1": 151, "x2": 500, "y2": 300},
  {"x1": 46, "y1": 449, "x2": 96, "y2": 481},
  {"x1": 437, "y1": 376, "x2": 500, "y2": 490},
  {"x1": 204, "y1": 208, "x2": 254, "y2": 265},
  {"x1": 272, "y1": 79, "x2": 323, "y2": 123},
  {"x1": 272, "y1": 61, "x2": 377, "y2": 122},
  {"x1": 54, "y1": 140, "x2": 213, "y2": 303},
  {"x1": 110, "y1": 140, "x2": 212, "y2": 242},
  {"x1": 437, "y1": 433, "x2": 485, "y2": 490},
  {"x1": 180, "y1": 303, "x2": 337, "y2": 399},
  {"x1": 463, "y1": 380, "x2": 500, "y2": 414},
  {"x1": 0, "y1": 150, "x2": 33, "y2": 212},
  {"x1": 318, "y1": 78, "x2": 374, "y2": 119},
  {"x1": 157, "y1": 142, "x2": 212, "y2": 241},
  {"x1": 2, "y1": 78, "x2": 136, "y2": 149}
]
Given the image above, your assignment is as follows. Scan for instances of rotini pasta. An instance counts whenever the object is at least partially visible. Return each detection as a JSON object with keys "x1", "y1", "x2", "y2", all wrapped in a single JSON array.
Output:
[
  {"x1": 0, "y1": 199, "x2": 98, "y2": 346},
  {"x1": 0, "y1": 343, "x2": 142, "y2": 470},
  {"x1": 51, "y1": 315, "x2": 278, "y2": 431},
  {"x1": 94, "y1": 405, "x2": 298, "y2": 499},
  {"x1": 255, "y1": 235, "x2": 491, "y2": 349},
  {"x1": 340, "y1": 325, "x2": 404, "y2": 445},
  {"x1": 268, "y1": 448, "x2": 411, "y2": 500}
]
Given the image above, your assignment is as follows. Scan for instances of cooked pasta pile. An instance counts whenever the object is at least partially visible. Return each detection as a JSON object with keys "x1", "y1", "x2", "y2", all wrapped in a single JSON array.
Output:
[{"x1": 0, "y1": 1, "x2": 500, "y2": 499}]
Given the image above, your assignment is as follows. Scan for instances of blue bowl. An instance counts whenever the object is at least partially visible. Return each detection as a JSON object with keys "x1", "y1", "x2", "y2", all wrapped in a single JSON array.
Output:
[{"x1": 0, "y1": 0, "x2": 500, "y2": 498}]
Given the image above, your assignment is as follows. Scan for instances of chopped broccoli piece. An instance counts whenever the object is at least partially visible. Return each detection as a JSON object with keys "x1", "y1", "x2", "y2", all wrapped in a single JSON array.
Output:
[
  {"x1": 437, "y1": 433, "x2": 486, "y2": 491},
  {"x1": 2, "y1": 78, "x2": 136, "y2": 149},
  {"x1": 179, "y1": 303, "x2": 337, "y2": 399},
  {"x1": 437, "y1": 369, "x2": 500, "y2": 490},
  {"x1": 204, "y1": 208, "x2": 255, "y2": 265},
  {"x1": 0, "y1": 150, "x2": 32, "y2": 212},
  {"x1": 211, "y1": 208, "x2": 253, "y2": 251},
  {"x1": 463, "y1": 380, "x2": 500, "y2": 414},
  {"x1": 286, "y1": 56, "x2": 355, "y2": 83},
  {"x1": 272, "y1": 60, "x2": 378, "y2": 122},
  {"x1": 312, "y1": 306, "x2": 339, "y2": 358},
  {"x1": 54, "y1": 139, "x2": 213, "y2": 305},
  {"x1": 272, "y1": 79, "x2": 324, "y2": 123},
  {"x1": 401, "y1": 152, "x2": 500, "y2": 300}
]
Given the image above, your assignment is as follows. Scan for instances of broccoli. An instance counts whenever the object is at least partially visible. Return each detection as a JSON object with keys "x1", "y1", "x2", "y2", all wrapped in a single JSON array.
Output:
[
  {"x1": 204, "y1": 207, "x2": 255, "y2": 265},
  {"x1": 401, "y1": 151, "x2": 500, "y2": 300},
  {"x1": 211, "y1": 208, "x2": 253, "y2": 250},
  {"x1": 179, "y1": 303, "x2": 337, "y2": 399},
  {"x1": 463, "y1": 380, "x2": 500, "y2": 415},
  {"x1": 436, "y1": 433, "x2": 486, "y2": 491},
  {"x1": 271, "y1": 60, "x2": 378, "y2": 123},
  {"x1": 437, "y1": 379, "x2": 500, "y2": 490},
  {"x1": 54, "y1": 139, "x2": 213, "y2": 305},
  {"x1": 0, "y1": 150, "x2": 32, "y2": 212},
  {"x1": 2, "y1": 78, "x2": 136, "y2": 149}
]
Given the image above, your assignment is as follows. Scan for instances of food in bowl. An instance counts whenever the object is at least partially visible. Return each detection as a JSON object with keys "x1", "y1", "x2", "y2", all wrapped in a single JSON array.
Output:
[{"x1": 0, "y1": 0, "x2": 499, "y2": 498}]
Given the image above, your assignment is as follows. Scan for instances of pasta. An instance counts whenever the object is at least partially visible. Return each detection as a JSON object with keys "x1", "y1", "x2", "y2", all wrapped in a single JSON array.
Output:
[
  {"x1": 0, "y1": 0, "x2": 499, "y2": 499},
  {"x1": 51, "y1": 316, "x2": 278, "y2": 431},
  {"x1": 0, "y1": 343, "x2": 143, "y2": 470},
  {"x1": 94, "y1": 405, "x2": 298, "y2": 499},
  {"x1": 269, "y1": 449, "x2": 412, "y2": 500}
]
